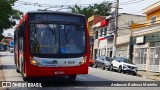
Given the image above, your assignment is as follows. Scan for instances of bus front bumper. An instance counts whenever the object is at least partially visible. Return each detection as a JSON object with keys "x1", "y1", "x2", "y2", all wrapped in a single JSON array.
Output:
[{"x1": 26, "y1": 64, "x2": 88, "y2": 77}]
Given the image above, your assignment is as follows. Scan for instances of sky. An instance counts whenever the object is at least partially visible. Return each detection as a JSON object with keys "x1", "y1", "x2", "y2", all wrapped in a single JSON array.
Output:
[{"x1": 3, "y1": 0, "x2": 160, "y2": 36}]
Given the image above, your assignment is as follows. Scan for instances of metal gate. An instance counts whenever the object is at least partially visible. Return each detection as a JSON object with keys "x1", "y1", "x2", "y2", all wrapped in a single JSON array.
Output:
[
  {"x1": 134, "y1": 48, "x2": 147, "y2": 70},
  {"x1": 149, "y1": 47, "x2": 160, "y2": 72}
]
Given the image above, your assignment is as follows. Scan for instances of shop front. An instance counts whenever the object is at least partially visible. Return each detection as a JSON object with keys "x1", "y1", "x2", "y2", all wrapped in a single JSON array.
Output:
[{"x1": 133, "y1": 32, "x2": 160, "y2": 72}]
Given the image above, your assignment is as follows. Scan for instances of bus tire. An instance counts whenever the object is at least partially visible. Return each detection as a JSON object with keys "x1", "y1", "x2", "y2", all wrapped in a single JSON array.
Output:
[
  {"x1": 22, "y1": 71, "x2": 30, "y2": 81},
  {"x1": 68, "y1": 75, "x2": 77, "y2": 80},
  {"x1": 23, "y1": 77, "x2": 30, "y2": 81},
  {"x1": 16, "y1": 68, "x2": 20, "y2": 73},
  {"x1": 14, "y1": 54, "x2": 16, "y2": 64}
]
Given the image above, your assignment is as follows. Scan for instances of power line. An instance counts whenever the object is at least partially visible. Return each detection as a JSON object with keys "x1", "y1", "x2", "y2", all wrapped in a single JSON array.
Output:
[
  {"x1": 14, "y1": 0, "x2": 111, "y2": 10},
  {"x1": 121, "y1": 0, "x2": 137, "y2": 4},
  {"x1": 119, "y1": 15, "x2": 128, "y2": 26},
  {"x1": 120, "y1": 0, "x2": 145, "y2": 5},
  {"x1": 94, "y1": 19, "x2": 156, "y2": 37},
  {"x1": 16, "y1": 1, "x2": 51, "y2": 6},
  {"x1": 115, "y1": 19, "x2": 160, "y2": 32},
  {"x1": 56, "y1": 0, "x2": 74, "y2": 11},
  {"x1": 74, "y1": 0, "x2": 82, "y2": 4},
  {"x1": 108, "y1": 14, "x2": 146, "y2": 30},
  {"x1": 103, "y1": 19, "x2": 160, "y2": 35},
  {"x1": 16, "y1": 0, "x2": 91, "y2": 7},
  {"x1": 62, "y1": 0, "x2": 73, "y2": 6}
]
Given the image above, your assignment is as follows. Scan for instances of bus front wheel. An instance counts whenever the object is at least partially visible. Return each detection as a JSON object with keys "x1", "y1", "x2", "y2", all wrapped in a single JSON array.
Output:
[
  {"x1": 16, "y1": 68, "x2": 20, "y2": 73},
  {"x1": 68, "y1": 75, "x2": 77, "y2": 80},
  {"x1": 23, "y1": 76, "x2": 30, "y2": 81}
]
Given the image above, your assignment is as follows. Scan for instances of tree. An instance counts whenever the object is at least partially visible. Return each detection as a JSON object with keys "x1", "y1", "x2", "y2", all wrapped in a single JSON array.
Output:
[
  {"x1": 69, "y1": 2, "x2": 112, "y2": 19},
  {"x1": 3, "y1": 39, "x2": 9, "y2": 44},
  {"x1": 0, "y1": 0, "x2": 23, "y2": 41}
]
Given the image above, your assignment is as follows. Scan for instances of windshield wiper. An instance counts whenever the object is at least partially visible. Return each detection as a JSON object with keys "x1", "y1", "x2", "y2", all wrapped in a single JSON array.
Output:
[
  {"x1": 41, "y1": 21, "x2": 57, "y2": 44},
  {"x1": 41, "y1": 21, "x2": 56, "y2": 35}
]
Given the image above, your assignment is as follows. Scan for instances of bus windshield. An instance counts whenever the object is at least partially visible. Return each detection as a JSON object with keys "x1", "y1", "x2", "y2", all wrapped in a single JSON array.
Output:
[{"x1": 29, "y1": 23, "x2": 86, "y2": 54}]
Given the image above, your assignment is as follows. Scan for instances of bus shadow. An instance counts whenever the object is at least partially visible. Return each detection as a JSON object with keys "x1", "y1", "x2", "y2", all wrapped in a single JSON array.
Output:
[
  {"x1": 28, "y1": 74, "x2": 116, "y2": 87},
  {"x1": 0, "y1": 54, "x2": 14, "y2": 57},
  {"x1": 0, "y1": 65, "x2": 16, "y2": 70}
]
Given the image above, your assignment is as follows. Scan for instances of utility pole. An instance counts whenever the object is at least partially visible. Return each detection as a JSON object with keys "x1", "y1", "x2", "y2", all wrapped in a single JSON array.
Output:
[{"x1": 113, "y1": 0, "x2": 119, "y2": 57}]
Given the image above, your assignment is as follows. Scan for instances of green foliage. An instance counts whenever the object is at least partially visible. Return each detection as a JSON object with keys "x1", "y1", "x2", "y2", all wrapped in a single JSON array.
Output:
[
  {"x1": 0, "y1": 0, "x2": 23, "y2": 40},
  {"x1": 3, "y1": 39, "x2": 9, "y2": 44},
  {"x1": 69, "y1": 2, "x2": 112, "y2": 19}
]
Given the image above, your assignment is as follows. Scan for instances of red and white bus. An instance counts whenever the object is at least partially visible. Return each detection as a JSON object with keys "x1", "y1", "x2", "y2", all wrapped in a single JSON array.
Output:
[{"x1": 14, "y1": 11, "x2": 90, "y2": 81}]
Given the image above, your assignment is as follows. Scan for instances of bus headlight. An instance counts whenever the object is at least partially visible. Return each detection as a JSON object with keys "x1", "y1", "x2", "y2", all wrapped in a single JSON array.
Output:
[
  {"x1": 81, "y1": 59, "x2": 86, "y2": 64},
  {"x1": 31, "y1": 59, "x2": 36, "y2": 65},
  {"x1": 79, "y1": 57, "x2": 87, "y2": 65},
  {"x1": 30, "y1": 57, "x2": 43, "y2": 67}
]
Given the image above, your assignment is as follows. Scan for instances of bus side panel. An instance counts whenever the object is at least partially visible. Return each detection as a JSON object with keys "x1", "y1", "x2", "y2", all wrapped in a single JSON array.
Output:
[{"x1": 24, "y1": 13, "x2": 30, "y2": 75}]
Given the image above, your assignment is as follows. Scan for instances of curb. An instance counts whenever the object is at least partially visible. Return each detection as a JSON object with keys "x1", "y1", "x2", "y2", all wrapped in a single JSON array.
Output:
[
  {"x1": 137, "y1": 74, "x2": 142, "y2": 77},
  {"x1": 137, "y1": 73, "x2": 159, "y2": 81}
]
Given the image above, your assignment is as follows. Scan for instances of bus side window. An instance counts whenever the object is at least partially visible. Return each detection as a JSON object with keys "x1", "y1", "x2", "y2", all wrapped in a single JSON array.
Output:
[
  {"x1": 18, "y1": 22, "x2": 25, "y2": 37},
  {"x1": 14, "y1": 30, "x2": 17, "y2": 46},
  {"x1": 18, "y1": 21, "x2": 26, "y2": 52}
]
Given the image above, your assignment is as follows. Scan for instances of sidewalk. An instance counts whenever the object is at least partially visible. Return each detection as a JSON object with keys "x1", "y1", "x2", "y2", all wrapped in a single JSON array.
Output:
[
  {"x1": 137, "y1": 70, "x2": 160, "y2": 81},
  {"x1": 0, "y1": 56, "x2": 7, "y2": 90},
  {"x1": 0, "y1": 58, "x2": 5, "y2": 81}
]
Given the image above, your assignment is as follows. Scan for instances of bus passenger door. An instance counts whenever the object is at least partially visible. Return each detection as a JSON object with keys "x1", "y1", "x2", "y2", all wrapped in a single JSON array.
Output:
[
  {"x1": 18, "y1": 22, "x2": 25, "y2": 73},
  {"x1": 14, "y1": 30, "x2": 19, "y2": 67},
  {"x1": 19, "y1": 37, "x2": 24, "y2": 73}
]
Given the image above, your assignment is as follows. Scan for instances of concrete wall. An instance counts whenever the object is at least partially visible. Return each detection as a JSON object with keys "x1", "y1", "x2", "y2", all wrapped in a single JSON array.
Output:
[{"x1": 118, "y1": 13, "x2": 146, "y2": 37}]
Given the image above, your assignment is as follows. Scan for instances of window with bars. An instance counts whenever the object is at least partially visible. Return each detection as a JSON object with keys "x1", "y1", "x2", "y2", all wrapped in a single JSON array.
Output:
[{"x1": 134, "y1": 48, "x2": 147, "y2": 64}]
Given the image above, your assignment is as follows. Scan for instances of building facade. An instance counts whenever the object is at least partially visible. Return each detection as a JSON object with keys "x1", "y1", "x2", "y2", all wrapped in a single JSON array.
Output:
[
  {"x1": 116, "y1": 13, "x2": 145, "y2": 59},
  {"x1": 92, "y1": 17, "x2": 114, "y2": 60},
  {"x1": 87, "y1": 15, "x2": 106, "y2": 60},
  {"x1": 131, "y1": 1, "x2": 160, "y2": 72},
  {"x1": 91, "y1": 13, "x2": 145, "y2": 60}
]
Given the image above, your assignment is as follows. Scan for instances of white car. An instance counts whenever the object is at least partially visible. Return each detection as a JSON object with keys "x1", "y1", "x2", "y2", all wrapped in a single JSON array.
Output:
[{"x1": 110, "y1": 57, "x2": 138, "y2": 75}]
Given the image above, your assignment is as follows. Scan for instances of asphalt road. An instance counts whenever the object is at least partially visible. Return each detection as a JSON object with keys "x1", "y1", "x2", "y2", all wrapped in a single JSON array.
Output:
[{"x1": 0, "y1": 51, "x2": 159, "y2": 90}]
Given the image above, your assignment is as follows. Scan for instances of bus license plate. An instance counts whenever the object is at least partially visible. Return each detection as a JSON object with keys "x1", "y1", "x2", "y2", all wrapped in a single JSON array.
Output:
[{"x1": 54, "y1": 71, "x2": 65, "y2": 74}]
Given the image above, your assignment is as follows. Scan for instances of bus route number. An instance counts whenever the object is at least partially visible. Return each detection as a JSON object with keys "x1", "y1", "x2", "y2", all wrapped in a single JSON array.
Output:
[{"x1": 68, "y1": 61, "x2": 75, "y2": 64}]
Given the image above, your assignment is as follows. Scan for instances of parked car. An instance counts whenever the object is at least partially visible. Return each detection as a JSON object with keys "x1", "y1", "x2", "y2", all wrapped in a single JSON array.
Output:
[
  {"x1": 110, "y1": 57, "x2": 138, "y2": 75},
  {"x1": 89, "y1": 59, "x2": 94, "y2": 67},
  {"x1": 0, "y1": 43, "x2": 3, "y2": 51},
  {"x1": 94, "y1": 56, "x2": 113, "y2": 70},
  {"x1": 3, "y1": 44, "x2": 8, "y2": 51}
]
